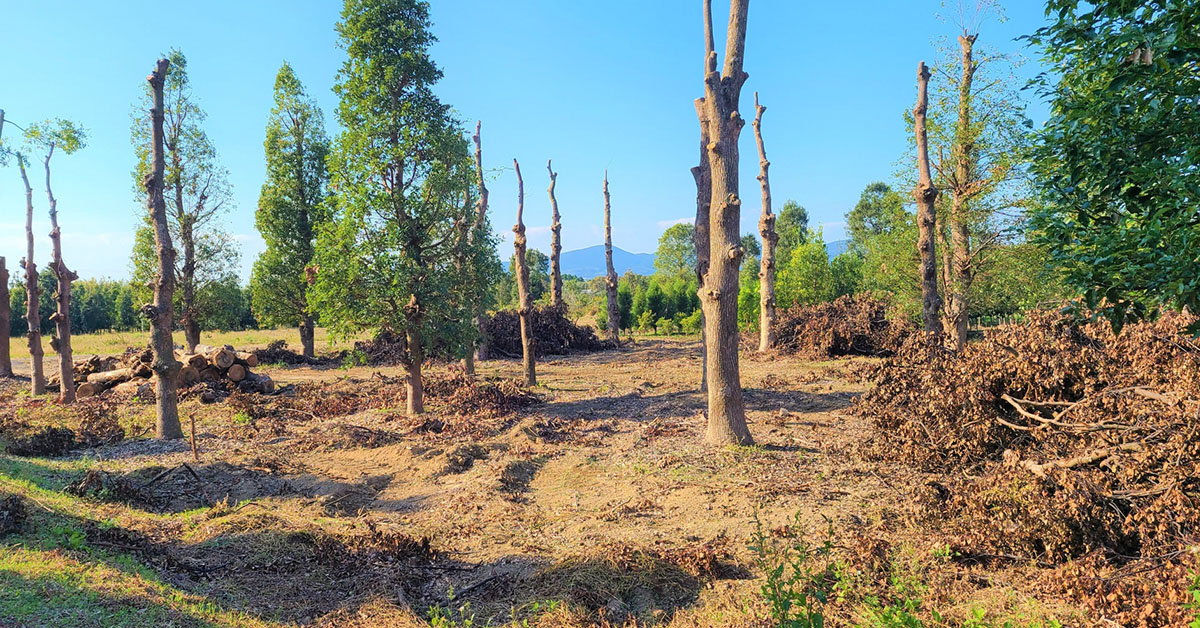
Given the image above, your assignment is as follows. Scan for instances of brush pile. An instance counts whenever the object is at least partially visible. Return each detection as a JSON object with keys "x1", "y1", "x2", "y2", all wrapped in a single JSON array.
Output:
[
  {"x1": 857, "y1": 310, "x2": 1200, "y2": 626},
  {"x1": 484, "y1": 306, "x2": 605, "y2": 358},
  {"x1": 68, "y1": 344, "x2": 274, "y2": 400},
  {"x1": 773, "y1": 294, "x2": 910, "y2": 359}
]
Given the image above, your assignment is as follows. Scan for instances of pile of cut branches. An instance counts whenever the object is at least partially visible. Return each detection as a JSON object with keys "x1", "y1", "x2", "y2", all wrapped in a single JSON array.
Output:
[
  {"x1": 858, "y1": 310, "x2": 1200, "y2": 625},
  {"x1": 773, "y1": 294, "x2": 910, "y2": 359},
  {"x1": 484, "y1": 306, "x2": 606, "y2": 358}
]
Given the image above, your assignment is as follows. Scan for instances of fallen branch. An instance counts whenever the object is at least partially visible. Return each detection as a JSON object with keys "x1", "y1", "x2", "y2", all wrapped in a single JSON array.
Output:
[{"x1": 1018, "y1": 442, "x2": 1144, "y2": 478}]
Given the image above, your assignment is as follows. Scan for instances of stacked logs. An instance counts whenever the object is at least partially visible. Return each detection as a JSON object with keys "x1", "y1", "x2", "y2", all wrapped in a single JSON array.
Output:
[{"x1": 71, "y1": 345, "x2": 274, "y2": 399}]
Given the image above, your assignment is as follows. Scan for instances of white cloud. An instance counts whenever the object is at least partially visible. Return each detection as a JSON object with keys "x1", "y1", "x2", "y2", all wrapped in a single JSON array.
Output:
[{"x1": 656, "y1": 217, "x2": 692, "y2": 229}]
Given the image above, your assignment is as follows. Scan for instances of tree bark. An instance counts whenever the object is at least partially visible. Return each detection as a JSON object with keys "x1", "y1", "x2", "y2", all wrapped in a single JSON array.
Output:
[
  {"x1": 547, "y1": 160, "x2": 564, "y2": 311},
  {"x1": 143, "y1": 58, "x2": 184, "y2": 440},
  {"x1": 512, "y1": 159, "x2": 537, "y2": 387},
  {"x1": 696, "y1": 0, "x2": 753, "y2": 446},
  {"x1": 299, "y1": 315, "x2": 315, "y2": 359},
  {"x1": 18, "y1": 157, "x2": 46, "y2": 395},
  {"x1": 0, "y1": 257, "x2": 11, "y2": 378},
  {"x1": 752, "y1": 92, "x2": 777, "y2": 353},
  {"x1": 45, "y1": 145, "x2": 78, "y2": 403},
  {"x1": 603, "y1": 172, "x2": 621, "y2": 345},
  {"x1": 405, "y1": 319, "x2": 425, "y2": 413},
  {"x1": 468, "y1": 121, "x2": 490, "y2": 370},
  {"x1": 944, "y1": 34, "x2": 978, "y2": 352},
  {"x1": 179, "y1": 217, "x2": 200, "y2": 353},
  {"x1": 913, "y1": 61, "x2": 944, "y2": 337},
  {"x1": 691, "y1": 100, "x2": 711, "y2": 393}
]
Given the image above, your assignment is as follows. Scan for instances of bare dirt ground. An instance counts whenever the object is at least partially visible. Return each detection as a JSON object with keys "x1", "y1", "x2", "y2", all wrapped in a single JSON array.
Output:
[{"x1": 0, "y1": 338, "x2": 1077, "y2": 626}]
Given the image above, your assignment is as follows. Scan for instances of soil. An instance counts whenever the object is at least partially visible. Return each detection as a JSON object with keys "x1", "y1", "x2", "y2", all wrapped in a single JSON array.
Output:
[{"x1": 0, "y1": 338, "x2": 1087, "y2": 626}]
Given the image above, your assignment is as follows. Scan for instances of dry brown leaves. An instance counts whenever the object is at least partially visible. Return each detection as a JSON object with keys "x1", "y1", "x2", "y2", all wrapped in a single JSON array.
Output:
[
  {"x1": 857, "y1": 310, "x2": 1200, "y2": 625},
  {"x1": 484, "y1": 306, "x2": 607, "y2": 358},
  {"x1": 773, "y1": 294, "x2": 911, "y2": 359}
]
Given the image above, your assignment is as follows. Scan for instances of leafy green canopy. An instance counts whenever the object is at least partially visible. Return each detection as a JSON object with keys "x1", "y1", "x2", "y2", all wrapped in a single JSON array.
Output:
[
  {"x1": 1028, "y1": 0, "x2": 1200, "y2": 330},
  {"x1": 309, "y1": 0, "x2": 494, "y2": 360},
  {"x1": 250, "y1": 62, "x2": 331, "y2": 329}
]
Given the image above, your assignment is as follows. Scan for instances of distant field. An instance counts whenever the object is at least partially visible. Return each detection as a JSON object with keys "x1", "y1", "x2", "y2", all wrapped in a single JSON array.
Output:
[{"x1": 6, "y1": 327, "x2": 368, "y2": 359}]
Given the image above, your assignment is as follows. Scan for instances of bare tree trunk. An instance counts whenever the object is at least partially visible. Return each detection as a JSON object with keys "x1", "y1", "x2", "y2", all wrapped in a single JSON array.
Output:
[
  {"x1": 913, "y1": 61, "x2": 944, "y2": 337},
  {"x1": 299, "y1": 315, "x2": 315, "y2": 359},
  {"x1": 180, "y1": 220, "x2": 200, "y2": 353},
  {"x1": 696, "y1": 0, "x2": 753, "y2": 446},
  {"x1": 18, "y1": 158, "x2": 45, "y2": 396},
  {"x1": 512, "y1": 159, "x2": 537, "y2": 387},
  {"x1": 44, "y1": 146, "x2": 77, "y2": 403},
  {"x1": 603, "y1": 172, "x2": 621, "y2": 345},
  {"x1": 752, "y1": 92, "x2": 777, "y2": 353},
  {"x1": 547, "y1": 160, "x2": 565, "y2": 311},
  {"x1": 468, "y1": 122, "x2": 490, "y2": 369},
  {"x1": 0, "y1": 257, "x2": 12, "y2": 378},
  {"x1": 143, "y1": 59, "x2": 183, "y2": 440},
  {"x1": 945, "y1": 34, "x2": 978, "y2": 352},
  {"x1": 405, "y1": 315, "x2": 425, "y2": 414},
  {"x1": 690, "y1": 100, "x2": 712, "y2": 393}
]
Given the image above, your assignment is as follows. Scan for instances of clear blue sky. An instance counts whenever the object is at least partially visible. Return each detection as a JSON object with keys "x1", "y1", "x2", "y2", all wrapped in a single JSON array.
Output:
[{"x1": 0, "y1": 0, "x2": 1051, "y2": 282}]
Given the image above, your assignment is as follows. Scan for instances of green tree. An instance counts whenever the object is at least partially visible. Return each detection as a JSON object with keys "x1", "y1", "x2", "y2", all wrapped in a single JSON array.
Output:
[
  {"x1": 249, "y1": 62, "x2": 331, "y2": 358},
  {"x1": 1029, "y1": 0, "x2": 1200, "y2": 330},
  {"x1": 846, "y1": 183, "x2": 905, "y2": 249},
  {"x1": 131, "y1": 48, "x2": 239, "y2": 352},
  {"x1": 654, "y1": 222, "x2": 696, "y2": 278},
  {"x1": 778, "y1": 230, "x2": 835, "y2": 308},
  {"x1": 309, "y1": 0, "x2": 489, "y2": 414},
  {"x1": 776, "y1": 200, "x2": 809, "y2": 265}
]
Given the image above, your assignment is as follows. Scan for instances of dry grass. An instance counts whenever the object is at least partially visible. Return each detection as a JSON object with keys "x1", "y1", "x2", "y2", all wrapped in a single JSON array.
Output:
[{"x1": 6, "y1": 327, "x2": 369, "y2": 362}]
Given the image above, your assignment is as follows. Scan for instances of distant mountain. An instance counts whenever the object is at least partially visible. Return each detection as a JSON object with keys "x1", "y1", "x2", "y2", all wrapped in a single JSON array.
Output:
[
  {"x1": 825, "y1": 239, "x2": 850, "y2": 259},
  {"x1": 561, "y1": 245, "x2": 655, "y2": 278},
  {"x1": 561, "y1": 239, "x2": 849, "y2": 279}
]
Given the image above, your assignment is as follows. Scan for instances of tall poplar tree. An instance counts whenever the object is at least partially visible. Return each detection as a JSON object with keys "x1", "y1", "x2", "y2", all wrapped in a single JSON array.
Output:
[
  {"x1": 250, "y1": 62, "x2": 330, "y2": 359},
  {"x1": 131, "y1": 48, "x2": 239, "y2": 353},
  {"x1": 310, "y1": 0, "x2": 491, "y2": 414}
]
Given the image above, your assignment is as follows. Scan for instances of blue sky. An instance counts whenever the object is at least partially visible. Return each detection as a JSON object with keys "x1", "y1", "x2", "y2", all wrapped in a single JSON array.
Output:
[{"x1": 0, "y1": 0, "x2": 1051, "y2": 282}]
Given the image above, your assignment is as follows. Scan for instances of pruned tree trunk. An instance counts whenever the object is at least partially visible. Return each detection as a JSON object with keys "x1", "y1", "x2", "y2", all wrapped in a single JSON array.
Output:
[
  {"x1": 752, "y1": 92, "x2": 777, "y2": 353},
  {"x1": 18, "y1": 157, "x2": 45, "y2": 396},
  {"x1": 45, "y1": 145, "x2": 78, "y2": 403},
  {"x1": 299, "y1": 315, "x2": 315, "y2": 359},
  {"x1": 547, "y1": 160, "x2": 564, "y2": 311},
  {"x1": 468, "y1": 121, "x2": 491, "y2": 371},
  {"x1": 913, "y1": 61, "x2": 944, "y2": 336},
  {"x1": 0, "y1": 257, "x2": 12, "y2": 378},
  {"x1": 944, "y1": 34, "x2": 979, "y2": 352},
  {"x1": 143, "y1": 58, "x2": 184, "y2": 440},
  {"x1": 696, "y1": 0, "x2": 753, "y2": 446},
  {"x1": 690, "y1": 100, "x2": 712, "y2": 393},
  {"x1": 179, "y1": 219, "x2": 200, "y2": 354},
  {"x1": 512, "y1": 159, "x2": 537, "y2": 387},
  {"x1": 405, "y1": 318, "x2": 425, "y2": 413},
  {"x1": 603, "y1": 172, "x2": 620, "y2": 345}
]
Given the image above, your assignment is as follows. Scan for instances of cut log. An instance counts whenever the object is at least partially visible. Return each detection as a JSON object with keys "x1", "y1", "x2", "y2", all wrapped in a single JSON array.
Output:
[
  {"x1": 195, "y1": 344, "x2": 235, "y2": 370},
  {"x1": 179, "y1": 366, "x2": 200, "y2": 387},
  {"x1": 226, "y1": 364, "x2": 247, "y2": 382},
  {"x1": 132, "y1": 363, "x2": 153, "y2": 380},
  {"x1": 177, "y1": 353, "x2": 207, "y2": 369},
  {"x1": 234, "y1": 351, "x2": 258, "y2": 368},
  {"x1": 113, "y1": 380, "x2": 155, "y2": 400},
  {"x1": 87, "y1": 368, "x2": 134, "y2": 386},
  {"x1": 199, "y1": 367, "x2": 222, "y2": 383},
  {"x1": 77, "y1": 382, "x2": 98, "y2": 398}
]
